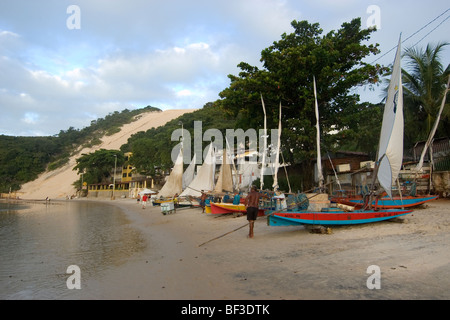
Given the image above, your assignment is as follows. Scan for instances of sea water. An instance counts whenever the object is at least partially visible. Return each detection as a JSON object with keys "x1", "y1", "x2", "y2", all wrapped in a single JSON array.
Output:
[{"x1": 0, "y1": 200, "x2": 145, "y2": 299}]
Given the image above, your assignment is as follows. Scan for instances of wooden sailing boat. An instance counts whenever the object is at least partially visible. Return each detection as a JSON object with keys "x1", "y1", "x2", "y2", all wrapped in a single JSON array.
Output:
[
  {"x1": 268, "y1": 37, "x2": 413, "y2": 226},
  {"x1": 209, "y1": 96, "x2": 276, "y2": 216},
  {"x1": 209, "y1": 145, "x2": 247, "y2": 214},
  {"x1": 153, "y1": 147, "x2": 184, "y2": 206},
  {"x1": 332, "y1": 51, "x2": 449, "y2": 210},
  {"x1": 180, "y1": 142, "x2": 216, "y2": 198}
]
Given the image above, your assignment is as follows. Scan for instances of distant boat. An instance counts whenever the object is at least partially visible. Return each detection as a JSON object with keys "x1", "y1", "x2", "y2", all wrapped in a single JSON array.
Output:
[{"x1": 268, "y1": 37, "x2": 414, "y2": 227}]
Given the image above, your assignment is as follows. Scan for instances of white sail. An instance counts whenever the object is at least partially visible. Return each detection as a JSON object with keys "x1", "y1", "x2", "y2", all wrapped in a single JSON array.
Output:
[
  {"x1": 180, "y1": 143, "x2": 216, "y2": 197},
  {"x1": 377, "y1": 36, "x2": 404, "y2": 198},
  {"x1": 272, "y1": 102, "x2": 282, "y2": 191},
  {"x1": 313, "y1": 76, "x2": 324, "y2": 189},
  {"x1": 182, "y1": 153, "x2": 196, "y2": 190},
  {"x1": 239, "y1": 161, "x2": 258, "y2": 189},
  {"x1": 214, "y1": 148, "x2": 234, "y2": 193},
  {"x1": 157, "y1": 148, "x2": 183, "y2": 198}
]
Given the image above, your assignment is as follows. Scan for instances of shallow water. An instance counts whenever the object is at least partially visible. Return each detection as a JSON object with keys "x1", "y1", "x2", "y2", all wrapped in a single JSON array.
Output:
[{"x1": 0, "y1": 200, "x2": 145, "y2": 299}]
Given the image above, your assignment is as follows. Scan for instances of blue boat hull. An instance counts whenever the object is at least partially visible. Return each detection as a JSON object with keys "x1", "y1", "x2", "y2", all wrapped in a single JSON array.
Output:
[{"x1": 332, "y1": 195, "x2": 438, "y2": 209}]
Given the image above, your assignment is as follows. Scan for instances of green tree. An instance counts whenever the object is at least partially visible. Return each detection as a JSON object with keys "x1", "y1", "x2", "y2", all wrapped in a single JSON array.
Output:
[
  {"x1": 73, "y1": 149, "x2": 124, "y2": 185},
  {"x1": 123, "y1": 102, "x2": 235, "y2": 175},
  {"x1": 402, "y1": 42, "x2": 450, "y2": 147},
  {"x1": 218, "y1": 18, "x2": 385, "y2": 189}
]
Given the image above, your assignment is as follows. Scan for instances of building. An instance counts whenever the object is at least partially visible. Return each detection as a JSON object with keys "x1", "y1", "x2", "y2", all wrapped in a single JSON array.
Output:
[{"x1": 87, "y1": 152, "x2": 155, "y2": 199}]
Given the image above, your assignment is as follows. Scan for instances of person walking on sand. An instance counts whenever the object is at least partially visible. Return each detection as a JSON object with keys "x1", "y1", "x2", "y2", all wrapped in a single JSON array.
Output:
[
  {"x1": 200, "y1": 190, "x2": 208, "y2": 213},
  {"x1": 245, "y1": 186, "x2": 263, "y2": 238},
  {"x1": 142, "y1": 194, "x2": 148, "y2": 209}
]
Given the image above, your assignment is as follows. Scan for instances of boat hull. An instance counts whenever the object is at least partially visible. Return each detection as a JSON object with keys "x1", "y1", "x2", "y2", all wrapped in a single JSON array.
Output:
[
  {"x1": 152, "y1": 199, "x2": 173, "y2": 206},
  {"x1": 332, "y1": 195, "x2": 438, "y2": 209},
  {"x1": 210, "y1": 203, "x2": 265, "y2": 216},
  {"x1": 267, "y1": 208, "x2": 413, "y2": 226}
]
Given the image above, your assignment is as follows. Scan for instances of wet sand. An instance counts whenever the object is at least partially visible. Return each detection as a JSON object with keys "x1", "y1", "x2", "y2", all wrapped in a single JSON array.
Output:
[{"x1": 81, "y1": 198, "x2": 450, "y2": 300}]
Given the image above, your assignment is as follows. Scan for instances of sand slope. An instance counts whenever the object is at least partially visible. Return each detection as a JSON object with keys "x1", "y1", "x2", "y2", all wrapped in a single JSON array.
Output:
[{"x1": 19, "y1": 109, "x2": 195, "y2": 200}]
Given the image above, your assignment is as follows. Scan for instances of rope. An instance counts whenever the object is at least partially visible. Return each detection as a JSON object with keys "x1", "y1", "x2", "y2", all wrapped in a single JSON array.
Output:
[{"x1": 198, "y1": 223, "x2": 248, "y2": 247}]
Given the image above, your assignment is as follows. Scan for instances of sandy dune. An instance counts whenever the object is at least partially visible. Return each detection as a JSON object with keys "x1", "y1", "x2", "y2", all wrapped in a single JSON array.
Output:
[{"x1": 19, "y1": 109, "x2": 195, "y2": 200}]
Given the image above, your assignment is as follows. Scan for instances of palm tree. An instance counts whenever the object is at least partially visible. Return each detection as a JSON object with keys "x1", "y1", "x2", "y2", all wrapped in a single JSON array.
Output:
[{"x1": 401, "y1": 42, "x2": 450, "y2": 147}]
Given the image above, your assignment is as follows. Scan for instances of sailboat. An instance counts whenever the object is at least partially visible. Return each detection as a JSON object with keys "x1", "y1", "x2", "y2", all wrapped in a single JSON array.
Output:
[
  {"x1": 179, "y1": 142, "x2": 216, "y2": 198},
  {"x1": 209, "y1": 145, "x2": 247, "y2": 214},
  {"x1": 209, "y1": 96, "x2": 276, "y2": 216},
  {"x1": 153, "y1": 143, "x2": 201, "y2": 208},
  {"x1": 268, "y1": 37, "x2": 413, "y2": 226},
  {"x1": 332, "y1": 52, "x2": 448, "y2": 210}
]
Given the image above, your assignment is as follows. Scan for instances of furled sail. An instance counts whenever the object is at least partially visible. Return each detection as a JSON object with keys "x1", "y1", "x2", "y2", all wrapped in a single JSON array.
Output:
[
  {"x1": 180, "y1": 143, "x2": 216, "y2": 197},
  {"x1": 313, "y1": 76, "x2": 324, "y2": 189},
  {"x1": 377, "y1": 36, "x2": 404, "y2": 198},
  {"x1": 157, "y1": 148, "x2": 183, "y2": 198},
  {"x1": 182, "y1": 153, "x2": 196, "y2": 190},
  {"x1": 214, "y1": 148, "x2": 234, "y2": 193},
  {"x1": 272, "y1": 102, "x2": 282, "y2": 191},
  {"x1": 260, "y1": 94, "x2": 267, "y2": 190}
]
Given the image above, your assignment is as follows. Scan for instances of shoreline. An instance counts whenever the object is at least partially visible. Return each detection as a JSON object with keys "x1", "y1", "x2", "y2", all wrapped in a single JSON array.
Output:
[{"x1": 74, "y1": 197, "x2": 450, "y2": 300}]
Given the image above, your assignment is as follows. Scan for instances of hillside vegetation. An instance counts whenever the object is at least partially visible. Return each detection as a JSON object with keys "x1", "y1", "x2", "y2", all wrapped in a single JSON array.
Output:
[{"x1": 0, "y1": 106, "x2": 160, "y2": 193}]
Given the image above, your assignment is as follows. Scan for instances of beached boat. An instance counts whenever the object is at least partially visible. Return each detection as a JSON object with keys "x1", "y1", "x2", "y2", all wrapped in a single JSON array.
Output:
[
  {"x1": 268, "y1": 38, "x2": 414, "y2": 227},
  {"x1": 268, "y1": 206, "x2": 413, "y2": 226},
  {"x1": 210, "y1": 202, "x2": 266, "y2": 216},
  {"x1": 331, "y1": 194, "x2": 438, "y2": 209}
]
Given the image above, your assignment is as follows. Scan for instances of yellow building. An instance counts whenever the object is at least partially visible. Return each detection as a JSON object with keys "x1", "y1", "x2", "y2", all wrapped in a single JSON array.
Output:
[{"x1": 87, "y1": 152, "x2": 155, "y2": 199}]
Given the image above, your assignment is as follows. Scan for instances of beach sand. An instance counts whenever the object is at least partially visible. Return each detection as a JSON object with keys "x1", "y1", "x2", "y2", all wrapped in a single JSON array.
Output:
[{"x1": 78, "y1": 197, "x2": 450, "y2": 300}]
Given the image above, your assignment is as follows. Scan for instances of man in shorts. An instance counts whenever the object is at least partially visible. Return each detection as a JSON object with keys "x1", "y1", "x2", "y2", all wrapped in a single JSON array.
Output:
[{"x1": 245, "y1": 186, "x2": 262, "y2": 238}]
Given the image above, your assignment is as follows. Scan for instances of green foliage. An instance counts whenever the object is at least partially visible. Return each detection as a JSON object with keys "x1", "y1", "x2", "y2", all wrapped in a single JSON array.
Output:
[
  {"x1": 219, "y1": 19, "x2": 384, "y2": 158},
  {"x1": 73, "y1": 149, "x2": 125, "y2": 185},
  {"x1": 401, "y1": 42, "x2": 450, "y2": 148},
  {"x1": 2, "y1": 16, "x2": 449, "y2": 194},
  {"x1": 0, "y1": 135, "x2": 60, "y2": 192},
  {"x1": 218, "y1": 18, "x2": 386, "y2": 188},
  {"x1": 47, "y1": 155, "x2": 70, "y2": 171},
  {"x1": 0, "y1": 106, "x2": 160, "y2": 192},
  {"x1": 122, "y1": 102, "x2": 236, "y2": 175}
]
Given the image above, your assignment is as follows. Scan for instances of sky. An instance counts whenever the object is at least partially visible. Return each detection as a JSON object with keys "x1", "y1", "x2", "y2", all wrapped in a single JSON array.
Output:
[{"x1": 0, "y1": 0, "x2": 449, "y2": 136}]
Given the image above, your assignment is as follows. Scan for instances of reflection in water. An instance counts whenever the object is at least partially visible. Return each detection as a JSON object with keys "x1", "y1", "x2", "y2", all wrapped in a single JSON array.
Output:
[{"x1": 0, "y1": 200, "x2": 145, "y2": 299}]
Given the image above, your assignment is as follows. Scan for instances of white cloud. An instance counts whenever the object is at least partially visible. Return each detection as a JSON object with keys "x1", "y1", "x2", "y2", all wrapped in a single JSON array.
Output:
[{"x1": 0, "y1": 0, "x2": 448, "y2": 136}]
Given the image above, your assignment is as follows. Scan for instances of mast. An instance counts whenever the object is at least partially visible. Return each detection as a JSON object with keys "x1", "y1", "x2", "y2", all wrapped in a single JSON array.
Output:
[
  {"x1": 313, "y1": 76, "x2": 324, "y2": 190},
  {"x1": 372, "y1": 35, "x2": 404, "y2": 201},
  {"x1": 272, "y1": 102, "x2": 282, "y2": 191},
  {"x1": 415, "y1": 75, "x2": 450, "y2": 172},
  {"x1": 260, "y1": 94, "x2": 267, "y2": 190},
  {"x1": 225, "y1": 137, "x2": 239, "y2": 191}
]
